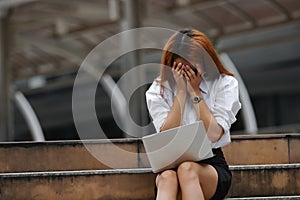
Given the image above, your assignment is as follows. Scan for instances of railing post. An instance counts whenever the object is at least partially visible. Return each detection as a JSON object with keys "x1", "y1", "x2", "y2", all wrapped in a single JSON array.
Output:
[{"x1": 0, "y1": 9, "x2": 13, "y2": 141}]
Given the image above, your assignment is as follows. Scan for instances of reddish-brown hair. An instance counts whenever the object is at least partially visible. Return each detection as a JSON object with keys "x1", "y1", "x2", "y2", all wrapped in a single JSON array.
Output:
[{"x1": 159, "y1": 29, "x2": 233, "y2": 96}]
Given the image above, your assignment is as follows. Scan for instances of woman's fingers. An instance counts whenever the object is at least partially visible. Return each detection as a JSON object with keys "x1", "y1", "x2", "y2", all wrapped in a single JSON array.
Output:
[
  {"x1": 172, "y1": 62, "x2": 185, "y2": 78},
  {"x1": 188, "y1": 65, "x2": 197, "y2": 77},
  {"x1": 176, "y1": 62, "x2": 183, "y2": 72},
  {"x1": 172, "y1": 62, "x2": 180, "y2": 71},
  {"x1": 183, "y1": 65, "x2": 195, "y2": 81},
  {"x1": 172, "y1": 62, "x2": 180, "y2": 76},
  {"x1": 182, "y1": 68, "x2": 189, "y2": 80},
  {"x1": 172, "y1": 61, "x2": 177, "y2": 70},
  {"x1": 185, "y1": 67, "x2": 192, "y2": 79},
  {"x1": 173, "y1": 63, "x2": 201, "y2": 82}
]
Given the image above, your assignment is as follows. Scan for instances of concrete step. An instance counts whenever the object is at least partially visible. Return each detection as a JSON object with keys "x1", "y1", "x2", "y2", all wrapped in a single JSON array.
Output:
[
  {"x1": 0, "y1": 139, "x2": 143, "y2": 173},
  {"x1": 0, "y1": 164, "x2": 299, "y2": 199},
  {"x1": 229, "y1": 164, "x2": 300, "y2": 198},
  {"x1": 223, "y1": 134, "x2": 300, "y2": 165},
  {"x1": 0, "y1": 168, "x2": 155, "y2": 200},
  {"x1": 227, "y1": 196, "x2": 300, "y2": 200},
  {"x1": 0, "y1": 134, "x2": 299, "y2": 173}
]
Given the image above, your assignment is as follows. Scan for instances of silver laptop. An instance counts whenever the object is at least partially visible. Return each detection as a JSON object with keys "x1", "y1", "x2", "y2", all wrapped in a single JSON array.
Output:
[{"x1": 142, "y1": 121, "x2": 214, "y2": 173}]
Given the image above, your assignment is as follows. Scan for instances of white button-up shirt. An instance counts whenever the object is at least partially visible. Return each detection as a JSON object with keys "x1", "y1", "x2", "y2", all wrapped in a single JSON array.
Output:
[{"x1": 145, "y1": 74, "x2": 241, "y2": 148}]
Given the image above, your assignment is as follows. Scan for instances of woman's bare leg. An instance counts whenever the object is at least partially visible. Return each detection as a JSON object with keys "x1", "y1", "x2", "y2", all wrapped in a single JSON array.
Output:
[
  {"x1": 156, "y1": 170, "x2": 178, "y2": 200},
  {"x1": 177, "y1": 162, "x2": 218, "y2": 200}
]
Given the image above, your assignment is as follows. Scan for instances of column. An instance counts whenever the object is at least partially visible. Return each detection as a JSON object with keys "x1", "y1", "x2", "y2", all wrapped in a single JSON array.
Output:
[{"x1": 120, "y1": 0, "x2": 148, "y2": 137}]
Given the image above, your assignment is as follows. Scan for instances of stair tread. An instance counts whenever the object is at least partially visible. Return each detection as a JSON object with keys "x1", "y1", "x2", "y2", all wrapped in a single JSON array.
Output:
[
  {"x1": 1, "y1": 163, "x2": 299, "y2": 177},
  {"x1": 226, "y1": 195, "x2": 300, "y2": 199},
  {"x1": 0, "y1": 164, "x2": 299, "y2": 199},
  {"x1": 0, "y1": 168, "x2": 153, "y2": 177},
  {"x1": 230, "y1": 163, "x2": 300, "y2": 170}
]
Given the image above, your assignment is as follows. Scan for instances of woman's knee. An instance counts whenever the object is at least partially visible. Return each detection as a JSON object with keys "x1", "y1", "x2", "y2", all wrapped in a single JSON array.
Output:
[
  {"x1": 177, "y1": 162, "x2": 199, "y2": 182},
  {"x1": 156, "y1": 170, "x2": 178, "y2": 187}
]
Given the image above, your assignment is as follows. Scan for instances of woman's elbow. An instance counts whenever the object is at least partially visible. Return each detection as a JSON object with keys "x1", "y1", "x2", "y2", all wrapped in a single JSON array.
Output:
[
  {"x1": 209, "y1": 135, "x2": 219, "y2": 143},
  {"x1": 208, "y1": 127, "x2": 224, "y2": 143}
]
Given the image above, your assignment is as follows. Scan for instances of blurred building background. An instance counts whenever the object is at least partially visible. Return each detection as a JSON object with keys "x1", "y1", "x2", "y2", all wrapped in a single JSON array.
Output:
[{"x1": 0, "y1": 0, "x2": 300, "y2": 141}]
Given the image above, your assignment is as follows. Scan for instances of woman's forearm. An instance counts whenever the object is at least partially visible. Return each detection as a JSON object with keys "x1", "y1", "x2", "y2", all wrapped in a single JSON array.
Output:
[
  {"x1": 160, "y1": 91, "x2": 186, "y2": 132},
  {"x1": 191, "y1": 90, "x2": 224, "y2": 143}
]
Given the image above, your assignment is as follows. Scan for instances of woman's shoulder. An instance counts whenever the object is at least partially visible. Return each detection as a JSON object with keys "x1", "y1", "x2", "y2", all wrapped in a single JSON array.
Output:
[
  {"x1": 220, "y1": 74, "x2": 238, "y2": 86},
  {"x1": 146, "y1": 79, "x2": 161, "y2": 95}
]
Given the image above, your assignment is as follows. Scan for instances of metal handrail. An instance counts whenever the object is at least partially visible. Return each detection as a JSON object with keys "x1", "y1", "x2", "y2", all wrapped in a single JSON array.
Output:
[
  {"x1": 14, "y1": 91, "x2": 45, "y2": 141},
  {"x1": 100, "y1": 74, "x2": 130, "y2": 135}
]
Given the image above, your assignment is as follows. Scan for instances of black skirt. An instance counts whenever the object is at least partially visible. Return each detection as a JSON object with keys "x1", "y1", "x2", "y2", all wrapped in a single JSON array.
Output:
[
  {"x1": 154, "y1": 148, "x2": 231, "y2": 200},
  {"x1": 198, "y1": 148, "x2": 232, "y2": 200}
]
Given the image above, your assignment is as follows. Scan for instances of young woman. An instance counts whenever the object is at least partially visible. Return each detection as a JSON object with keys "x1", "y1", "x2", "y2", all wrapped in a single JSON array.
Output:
[{"x1": 145, "y1": 29, "x2": 241, "y2": 200}]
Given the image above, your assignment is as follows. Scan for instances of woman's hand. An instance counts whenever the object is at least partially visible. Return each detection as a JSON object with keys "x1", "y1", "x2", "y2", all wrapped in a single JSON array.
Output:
[
  {"x1": 183, "y1": 64, "x2": 203, "y2": 95},
  {"x1": 172, "y1": 62, "x2": 186, "y2": 92}
]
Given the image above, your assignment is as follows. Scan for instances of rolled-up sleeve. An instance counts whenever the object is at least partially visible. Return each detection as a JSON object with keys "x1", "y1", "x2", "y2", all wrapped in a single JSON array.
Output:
[
  {"x1": 210, "y1": 76, "x2": 241, "y2": 146},
  {"x1": 146, "y1": 83, "x2": 171, "y2": 132}
]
